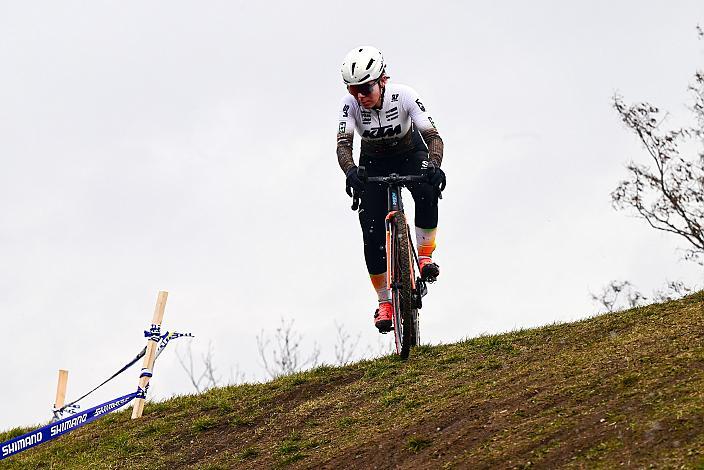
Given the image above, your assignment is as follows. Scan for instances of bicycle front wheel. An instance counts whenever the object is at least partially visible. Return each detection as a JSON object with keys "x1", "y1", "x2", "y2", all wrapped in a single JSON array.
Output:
[{"x1": 389, "y1": 212, "x2": 416, "y2": 359}]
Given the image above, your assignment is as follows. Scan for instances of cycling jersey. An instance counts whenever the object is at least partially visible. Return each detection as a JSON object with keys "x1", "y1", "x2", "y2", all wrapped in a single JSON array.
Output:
[{"x1": 336, "y1": 83, "x2": 443, "y2": 174}]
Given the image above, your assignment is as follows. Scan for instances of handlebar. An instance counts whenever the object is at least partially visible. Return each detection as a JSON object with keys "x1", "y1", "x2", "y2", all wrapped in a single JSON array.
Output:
[
  {"x1": 350, "y1": 166, "x2": 442, "y2": 211},
  {"x1": 358, "y1": 166, "x2": 428, "y2": 186},
  {"x1": 365, "y1": 174, "x2": 428, "y2": 184}
]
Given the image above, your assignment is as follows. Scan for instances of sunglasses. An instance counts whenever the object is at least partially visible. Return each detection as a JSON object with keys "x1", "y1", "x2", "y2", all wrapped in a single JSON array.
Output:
[{"x1": 347, "y1": 80, "x2": 378, "y2": 97}]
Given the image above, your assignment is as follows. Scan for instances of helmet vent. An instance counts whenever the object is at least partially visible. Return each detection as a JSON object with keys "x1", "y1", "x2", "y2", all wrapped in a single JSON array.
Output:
[
  {"x1": 351, "y1": 62, "x2": 356, "y2": 75},
  {"x1": 366, "y1": 58, "x2": 375, "y2": 70}
]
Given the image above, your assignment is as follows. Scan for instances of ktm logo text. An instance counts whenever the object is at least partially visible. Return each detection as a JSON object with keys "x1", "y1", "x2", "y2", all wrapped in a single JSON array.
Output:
[{"x1": 362, "y1": 124, "x2": 402, "y2": 139}]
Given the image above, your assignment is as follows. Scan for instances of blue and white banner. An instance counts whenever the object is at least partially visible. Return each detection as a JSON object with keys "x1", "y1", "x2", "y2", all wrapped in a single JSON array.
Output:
[{"x1": 1, "y1": 391, "x2": 139, "y2": 461}]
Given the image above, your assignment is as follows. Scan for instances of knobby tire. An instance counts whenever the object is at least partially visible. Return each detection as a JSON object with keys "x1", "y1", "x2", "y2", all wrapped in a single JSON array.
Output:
[{"x1": 390, "y1": 212, "x2": 416, "y2": 359}]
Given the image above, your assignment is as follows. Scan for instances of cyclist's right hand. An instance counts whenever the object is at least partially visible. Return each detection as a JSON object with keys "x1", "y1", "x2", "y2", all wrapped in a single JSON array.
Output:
[{"x1": 345, "y1": 165, "x2": 365, "y2": 196}]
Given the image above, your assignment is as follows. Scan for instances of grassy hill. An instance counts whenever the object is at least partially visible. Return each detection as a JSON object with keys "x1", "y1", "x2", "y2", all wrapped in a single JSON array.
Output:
[{"x1": 1, "y1": 292, "x2": 703, "y2": 469}]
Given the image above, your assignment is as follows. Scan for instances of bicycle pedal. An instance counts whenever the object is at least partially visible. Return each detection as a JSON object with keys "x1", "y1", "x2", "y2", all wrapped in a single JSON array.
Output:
[
  {"x1": 420, "y1": 264, "x2": 439, "y2": 283},
  {"x1": 376, "y1": 320, "x2": 393, "y2": 334}
]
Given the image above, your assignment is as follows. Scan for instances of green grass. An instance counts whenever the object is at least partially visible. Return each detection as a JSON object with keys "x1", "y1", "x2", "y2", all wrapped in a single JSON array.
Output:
[
  {"x1": 238, "y1": 446, "x2": 259, "y2": 460},
  {"x1": 192, "y1": 416, "x2": 218, "y2": 432},
  {"x1": 407, "y1": 435, "x2": 432, "y2": 453},
  {"x1": 1, "y1": 292, "x2": 703, "y2": 469}
]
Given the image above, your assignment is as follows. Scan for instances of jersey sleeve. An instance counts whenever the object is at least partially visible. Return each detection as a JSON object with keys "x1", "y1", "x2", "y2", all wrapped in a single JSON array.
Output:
[
  {"x1": 401, "y1": 86, "x2": 438, "y2": 133},
  {"x1": 400, "y1": 85, "x2": 444, "y2": 167},
  {"x1": 336, "y1": 96, "x2": 358, "y2": 174},
  {"x1": 337, "y1": 95, "x2": 358, "y2": 138}
]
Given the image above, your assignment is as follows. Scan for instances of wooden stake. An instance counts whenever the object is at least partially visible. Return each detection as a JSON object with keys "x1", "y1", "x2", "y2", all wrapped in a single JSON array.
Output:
[
  {"x1": 54, "y1": 369, "x2": 68, "y2": 410},
  {"x1": 131, "y1": 291, "x2": 168, "y2": 419}
]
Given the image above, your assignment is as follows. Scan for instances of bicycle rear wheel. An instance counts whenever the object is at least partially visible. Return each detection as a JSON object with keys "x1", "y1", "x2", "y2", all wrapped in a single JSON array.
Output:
[{"x1": 389, "y1": 212, "x2": 416, "y2": 359}]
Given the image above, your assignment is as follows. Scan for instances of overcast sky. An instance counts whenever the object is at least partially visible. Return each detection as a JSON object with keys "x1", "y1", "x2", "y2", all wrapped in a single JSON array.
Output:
[{"x1": 1, "y1": 1, "x2": 703, "y2": 430}]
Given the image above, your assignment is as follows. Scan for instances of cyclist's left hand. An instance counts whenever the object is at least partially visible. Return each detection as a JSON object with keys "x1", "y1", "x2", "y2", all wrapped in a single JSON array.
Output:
[{"x1": 426, "y1": 164, "x2": 446, "y2": 192}]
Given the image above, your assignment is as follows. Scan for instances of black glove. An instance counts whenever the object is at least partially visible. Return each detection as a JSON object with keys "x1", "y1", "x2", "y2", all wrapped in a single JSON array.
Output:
[
  {"x1": 426, "y1": 163, "x2": 446, "y2": 192},
  {"x1": 345, "y1": 165, "x2": 365, "y2": 196}
]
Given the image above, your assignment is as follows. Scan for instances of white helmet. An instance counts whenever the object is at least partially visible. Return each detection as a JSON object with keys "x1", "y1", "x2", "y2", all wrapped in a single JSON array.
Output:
[{"x1": 341, "y1": 46, "x2": 385, "y2": 85}]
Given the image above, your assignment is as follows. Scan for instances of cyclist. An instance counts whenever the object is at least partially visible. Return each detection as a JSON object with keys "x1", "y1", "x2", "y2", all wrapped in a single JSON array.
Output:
[{"x1": 337, "y1": 46, "x2": 446, "y2": 333}]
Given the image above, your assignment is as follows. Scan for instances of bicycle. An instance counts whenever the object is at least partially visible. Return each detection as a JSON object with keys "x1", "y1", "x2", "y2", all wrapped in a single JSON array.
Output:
[{"x1": 350, "y1": 167, "x2": 437, "y2": 359}]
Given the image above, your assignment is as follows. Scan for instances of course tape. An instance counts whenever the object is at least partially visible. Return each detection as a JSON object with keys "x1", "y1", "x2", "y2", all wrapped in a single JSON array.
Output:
[
  {"x1": 52, "y1": 330, "x2": 192, "y2": 419},
  {"x1": 1, "y1": 391, "x2": 138, "y2": 461}
]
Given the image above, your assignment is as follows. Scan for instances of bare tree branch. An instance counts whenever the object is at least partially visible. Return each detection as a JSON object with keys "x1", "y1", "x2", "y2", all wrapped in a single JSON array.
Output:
[
  {"x1": 176, "y1": 341, "x2": 206, "y2": 393},
  {"x1": 228, "y1": 364, "x2": 247, "y2": 385},
  {"x1": 652, "y1": 280, "x2": 694, "y2": 303},
  {"x1": 257, "y1": 317, "x2": 320, "y2": 379},
  {"x1": 200, "y1": 342, "x2": 220, "y2": 390},
  {"x1": 333, "y1": 321, "x2": 361, "y2": 366},
  {"x1": 611, "y1": 48, "x2": 704, "y2": 265},
  {"x1": 591, "y1": 279, "x2": 697, "y2": 312},
  {"x1": 176, "y1": 340, "x2": 233, "y2": 393},
  {"x1": 590, "y1": 280, "x2": 647, "y2": 313}
]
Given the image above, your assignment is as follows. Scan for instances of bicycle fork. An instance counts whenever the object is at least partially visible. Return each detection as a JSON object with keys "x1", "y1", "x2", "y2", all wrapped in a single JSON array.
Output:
[
  {"x1": 408, "y1": 232, "x2": 428, "y2": 309},
  {"x1": 384, "y1": 212, "x2": 423, "y2": 306}
]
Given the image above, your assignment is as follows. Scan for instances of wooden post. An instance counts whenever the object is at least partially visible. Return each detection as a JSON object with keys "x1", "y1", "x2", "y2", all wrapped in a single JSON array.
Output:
[
  {"x1": 54, "y1": 369, "x2": 69, "y2": 410},
  {"x1": 131, "y1": 290, "x2": 168, "y2": 419}
]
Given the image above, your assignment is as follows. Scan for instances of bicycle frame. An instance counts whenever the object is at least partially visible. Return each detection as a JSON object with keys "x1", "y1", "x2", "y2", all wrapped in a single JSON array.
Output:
[
  {"x1": 384, "y1": 186, "x2": 416, "y2": 294},
  {"x1": 354, "y1": 170, "x2": 429, "y2": 357}
]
